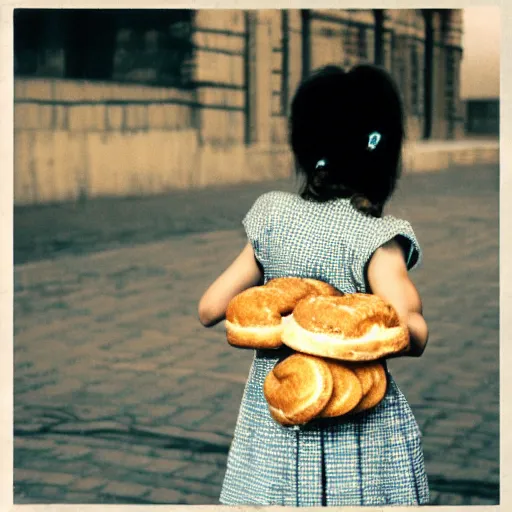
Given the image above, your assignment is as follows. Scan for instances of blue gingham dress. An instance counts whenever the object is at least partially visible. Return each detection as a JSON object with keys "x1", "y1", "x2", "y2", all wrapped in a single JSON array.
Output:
[{"x1": 220, "y1": 191, "x2": 429, "y2": 506}]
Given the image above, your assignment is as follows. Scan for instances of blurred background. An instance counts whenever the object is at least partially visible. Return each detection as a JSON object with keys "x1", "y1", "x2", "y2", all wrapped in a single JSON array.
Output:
[
  {"x1": 13, "y1": 8, "x2": 499, "y2": 507},
  {"x1": 13, "y1": 8, "x2": 499, "y2": 209}
]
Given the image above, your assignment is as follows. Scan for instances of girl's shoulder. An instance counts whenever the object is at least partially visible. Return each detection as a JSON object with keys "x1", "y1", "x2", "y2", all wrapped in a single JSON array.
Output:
[
  {"x1": 246, "y1": 190, "x2": 299, "y2": 216},
  {"x1": 370, "y1": 212, "x2": 415, "y2": 232},
  {"x1": 242, "y1": 191, "x2": 298, "y2": 265},
  {"x1": 348, "y1": 212, "x2": 422, "y2": 292},
  {"x1": 355, "y1": 212, "x2": 421, "y2": 269},
  {"x1": 253, "y1": 190, "x2": 297, "y2": 205}
]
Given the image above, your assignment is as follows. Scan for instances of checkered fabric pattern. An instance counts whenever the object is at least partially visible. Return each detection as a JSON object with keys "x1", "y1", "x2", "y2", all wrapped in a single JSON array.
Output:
[{"x1": 219, "y1": 191, "x2": 430, "y2": 506}]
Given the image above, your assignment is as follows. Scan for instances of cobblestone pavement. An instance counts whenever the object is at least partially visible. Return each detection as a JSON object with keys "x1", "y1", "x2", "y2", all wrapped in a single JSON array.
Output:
[{"x1": 13, "y1": 164, "x2": 499, "y2": 505}]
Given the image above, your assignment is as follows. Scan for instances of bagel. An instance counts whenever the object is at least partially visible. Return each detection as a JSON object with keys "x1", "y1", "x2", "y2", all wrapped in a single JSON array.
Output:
[
  {"x1": 348, "y1": 362, "x2": 387, "y2": 414},
  {"x1": 263, "y1": 353, "x2": 333, "y2": 426},
  {"x1": 266, "y1": 276, "x2": 341, "y2": 296},
  {"x1": 301, "y1": 278, "x2": 343, "y2": 297},
  {"x1": 351, "y1": 363, "x2": 374, "y2": 396},
  {"x1": 318, "y1": 361, "x2": 363, "y2": 418},
  {"x1": 225, "y1": 287, "x2": 286, "y2": 349},
  {"x1": 281, "y1": 294, "x2": 409, "y2": 361},
  {"x1": 225, "y1": 277, "x2": 342, "y2": 349}
]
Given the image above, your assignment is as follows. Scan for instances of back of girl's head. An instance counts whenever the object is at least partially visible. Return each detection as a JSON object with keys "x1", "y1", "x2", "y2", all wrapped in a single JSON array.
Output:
[{"x1": 289, "y1": 64, "x2": 405, "y2": 216}]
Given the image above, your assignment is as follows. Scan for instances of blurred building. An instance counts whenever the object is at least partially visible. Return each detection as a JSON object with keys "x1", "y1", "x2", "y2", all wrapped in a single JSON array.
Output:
[{"x1": 14, "y1": 9, "x2": 465, "y2": 204}]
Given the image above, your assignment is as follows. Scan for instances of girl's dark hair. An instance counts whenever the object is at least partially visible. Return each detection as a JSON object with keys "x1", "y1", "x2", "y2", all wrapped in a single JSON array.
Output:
[{"x1": 289, "y1": 64, "x2": 405, "y2": 217}]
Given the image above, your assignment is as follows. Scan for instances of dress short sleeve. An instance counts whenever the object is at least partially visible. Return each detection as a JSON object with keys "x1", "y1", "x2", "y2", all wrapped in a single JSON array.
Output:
[
  {"x1": 242, "y1": 192, "x2": 276, "y2": 265},
  {"x1": 351, "y1": 217, "x2": 423, "y2": 293}
]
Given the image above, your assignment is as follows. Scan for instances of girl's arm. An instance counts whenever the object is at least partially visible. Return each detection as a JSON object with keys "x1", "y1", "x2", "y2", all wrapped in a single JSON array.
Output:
[
  {"x1": 366, "y1": 238, "x2": 428, "y2": 357},
  {"x1": 198, "y1": 242, "x2": 264, "y2": 327}
]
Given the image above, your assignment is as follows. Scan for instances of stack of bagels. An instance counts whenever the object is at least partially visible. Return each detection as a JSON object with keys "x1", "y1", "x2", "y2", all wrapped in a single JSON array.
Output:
[{"x1": 225, "y1": 277, "x2": 409, "y2": 426}]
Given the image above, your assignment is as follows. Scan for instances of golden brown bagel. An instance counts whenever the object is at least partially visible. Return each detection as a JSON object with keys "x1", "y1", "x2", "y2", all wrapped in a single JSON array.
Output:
[
  {"x1": 266, "y1": 277, "x2": 342, "y2": 310},
  {"x1": 281, "y1": 294, "x2": 409, "y2": 361},
  {"x1": 265, "y1": 277, "x2": 319, "y2": 314},
  {"x1": 225, "y1": 287, "x2": 286, "y2": 349},
  {"x1": 351, "y1": 363, "x2": 374, "y2": 396},
  {"x1": 349, "y1": 362, "x2": 387, "y2": 414},
  {"x1": 263, "y1": 354, "x2": 333, "y2": 426},
  {"x1": 318, "y1": 361, "x2": 363, "y2": 418},
  {"x1": 302, "y1": 278, "x2": 343, "y2": 297},
  {"x1": 225, "y1": 278, "x2": 342, "y2": 350}
]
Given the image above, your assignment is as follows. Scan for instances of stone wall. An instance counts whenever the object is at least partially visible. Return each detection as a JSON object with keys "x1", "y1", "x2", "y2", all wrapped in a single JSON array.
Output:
[{"x1": 13, "y1": 77, "x2": 286, "y2": 205}]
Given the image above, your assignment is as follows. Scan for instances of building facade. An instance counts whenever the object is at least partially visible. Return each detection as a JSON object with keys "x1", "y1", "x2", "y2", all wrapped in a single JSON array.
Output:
[
  {"x1": 13, "y1": 9, "x2": 465, "y2": 204},
  {"x1": 15, "y1": 9, "x2": 465, "y2": 140}
]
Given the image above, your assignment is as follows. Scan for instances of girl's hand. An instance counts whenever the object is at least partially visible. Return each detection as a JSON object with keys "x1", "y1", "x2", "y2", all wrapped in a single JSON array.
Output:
[
  {"x1": 367, "y1": 238, "x2": 429, "y2": 357},
  {"x1": 198, "y1": 242, "x2": 264, "y2": 327}
]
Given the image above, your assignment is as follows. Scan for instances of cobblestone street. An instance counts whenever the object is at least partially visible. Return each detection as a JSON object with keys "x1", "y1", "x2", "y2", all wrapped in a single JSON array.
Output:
[{"x1": 13, "y1": 164, "x2": 499, "y2": 506}]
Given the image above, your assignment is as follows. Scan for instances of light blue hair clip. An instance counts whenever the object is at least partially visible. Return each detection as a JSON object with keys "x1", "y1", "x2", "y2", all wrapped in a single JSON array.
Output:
[
  {"x1": 315, "y1": 159, "x2": 327, "y2": 169},
  {"x1": 368, "y1": 131, "x2": 382, "y2": 151}
]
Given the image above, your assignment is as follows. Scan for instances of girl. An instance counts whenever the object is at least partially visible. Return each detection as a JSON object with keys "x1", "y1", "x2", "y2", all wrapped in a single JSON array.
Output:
[{"x1": 198, "y1": 64, "x2": 429, "y2": 506}]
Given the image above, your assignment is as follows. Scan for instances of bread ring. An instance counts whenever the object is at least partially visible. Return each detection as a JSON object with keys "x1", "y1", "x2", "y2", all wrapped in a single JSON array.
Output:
[
  {"x1": 349, "y1": 362, "x2": 387, "y2": 414},
  {"x1": 282, "y1": 294, "x2": 409, "y2": 361},
  {"x1": 265, "y1": 277, "x2": 319, "y2": 314},
  {"x1": 263, "y1": 354, "x2": 333, "y2": 426},
  {"x1": 226, "y1": 287, "x2": 286, "y2": 349},
  {"x1": 346, "y1": 361, "x2": 377, "y2": 395},
  {"x1": 302, "y1": 278, "x2": 343, "y2": 297},
  {"x1": 318, "y1": 361, "x2": 363, "y2": 418},
  {"x1": 266, "y1": 277, "x2": 342, "y2": 310},
  {"x1": 225, "y1": 278, "x2": 342, "y2": 350}
]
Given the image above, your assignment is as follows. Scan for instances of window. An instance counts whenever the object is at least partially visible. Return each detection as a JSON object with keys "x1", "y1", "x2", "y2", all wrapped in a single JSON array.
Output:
[
  {"x1": 113, "y1": 10, "x2": 194, "y2": 87},
  {"x1": 271, "y1": 10, "x2": 290, "y2": 117},
  {"x1": 410, "y1": 43, "x2": 419, "y2": 114},
  {"x1": 392, "y1": 35, "x2": 408, "y2": 110},
  {"x1": 445, "y1": 48, "x2": 456, "y2": 119},
  {"x1": 281, "y1": 11, "x2": 290, "y2": 116},
  {"x1": 357, "y1": 26, "x2": 368, "y2": 60}
]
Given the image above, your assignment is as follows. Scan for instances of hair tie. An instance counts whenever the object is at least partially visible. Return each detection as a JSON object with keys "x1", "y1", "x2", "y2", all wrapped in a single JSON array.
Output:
[
  {"x1": 367, "y1": 132, "x2": 382, "y2": 151},
  {"x1": 315, "y1": 159, "x2": 327, "y2": 169}
]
